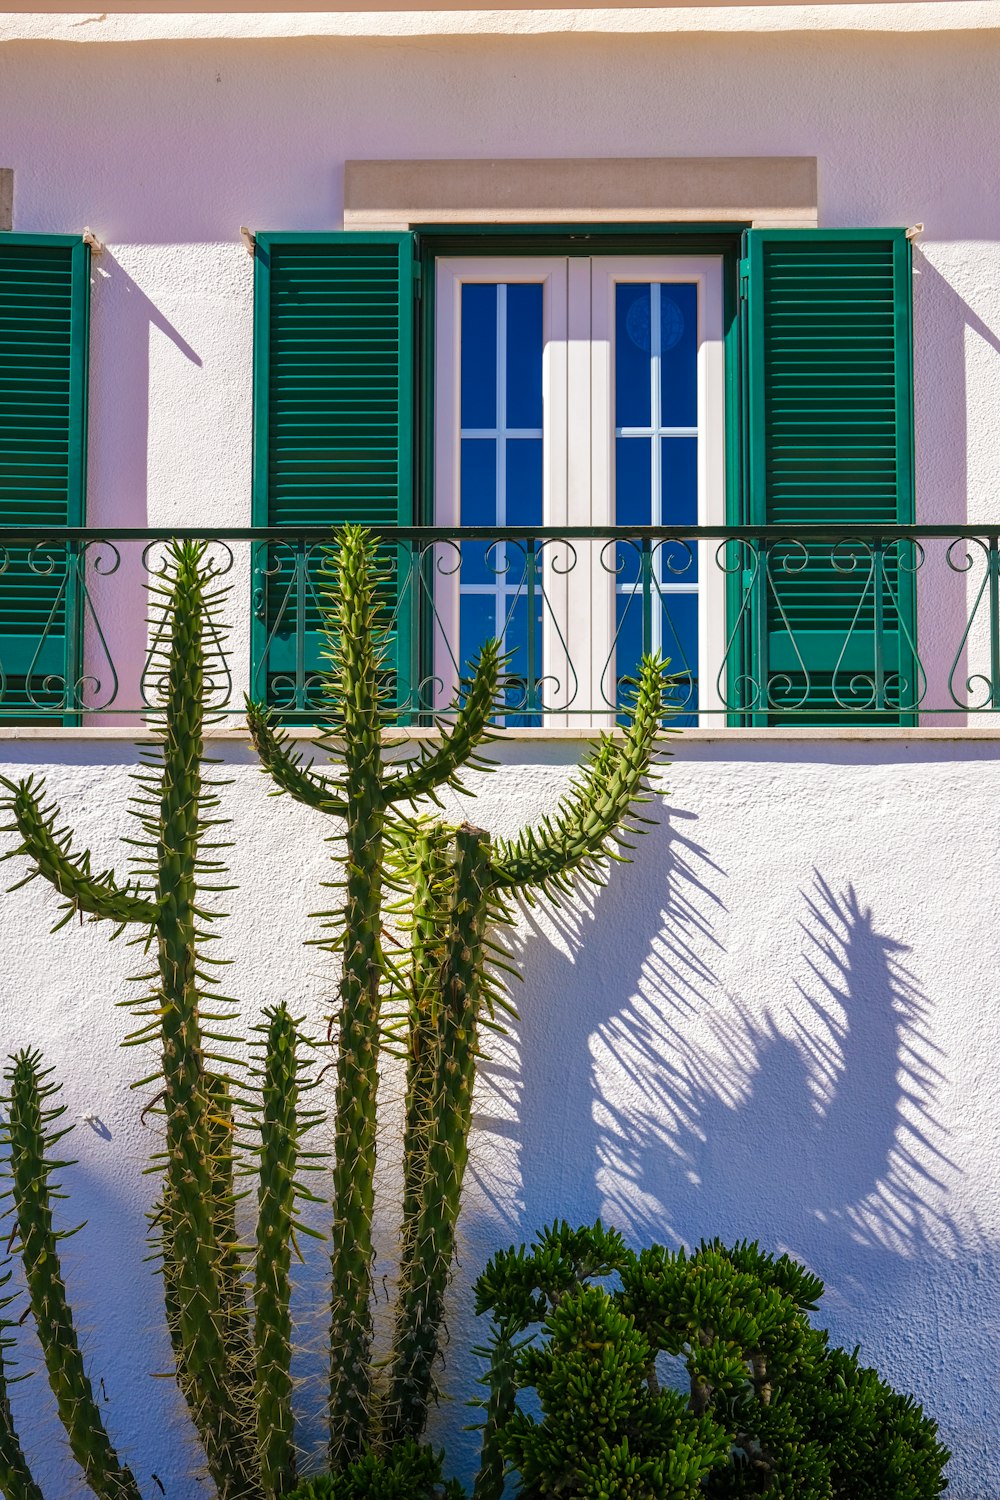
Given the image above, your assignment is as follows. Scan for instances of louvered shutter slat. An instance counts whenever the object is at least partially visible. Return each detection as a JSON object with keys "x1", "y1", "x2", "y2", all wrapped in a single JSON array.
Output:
[
  {"x1": 0, "y1": 236, "x2": 89, "y2": 718},
  {"x1": 744, "y1": 229, "x2": 915, "y2": 723},
  {"x1": 252, "y1": 233, "x2": 415, "y2": 712}
]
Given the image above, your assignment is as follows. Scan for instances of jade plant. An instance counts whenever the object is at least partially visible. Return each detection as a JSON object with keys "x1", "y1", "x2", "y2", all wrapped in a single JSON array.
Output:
[
  {"x1": 0, "y1": 527, "x2": 670, "y2": 1496},
  {"x1": 246, "y1": 525, "x2": 670, "y2": 1460},
  {"x1": 472, "y1": 1221, "x2": 951, "y2": 1500}
]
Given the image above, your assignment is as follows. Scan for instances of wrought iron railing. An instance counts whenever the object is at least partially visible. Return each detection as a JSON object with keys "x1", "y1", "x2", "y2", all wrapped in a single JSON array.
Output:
[{"x1": 0, "y1": 525, "x2": 998, "y2": 725}]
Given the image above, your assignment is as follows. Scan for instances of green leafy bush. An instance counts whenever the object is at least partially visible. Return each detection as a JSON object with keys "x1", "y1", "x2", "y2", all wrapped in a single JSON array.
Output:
[
  {"x1": 286, "y1": 1440, "x2": 465, "y2": 1499},
  {"x1": 473, "y1": 1222, "x2": 950, "y2": 1500}
]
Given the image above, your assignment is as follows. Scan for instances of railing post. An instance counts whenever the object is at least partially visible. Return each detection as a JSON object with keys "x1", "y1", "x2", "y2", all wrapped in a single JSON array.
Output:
[
  {"x1": 294, "y1": 539, "x2": 306, "y2": 714},
  {"x1": 641, "y1": 536, "x2": 653, "y2": 659},
  {"x1": 526, "y1": 536, "x2": 538, "y2": 717},
  {"x1": 873, "y1": 539, "x2": 886, "y2": 712},
  {"x1": 990, "y1": 534, "x2": 1000, "y2": 709},
  {"x1": 752, "y1": 537, "x2": 768, "y2": 719}
]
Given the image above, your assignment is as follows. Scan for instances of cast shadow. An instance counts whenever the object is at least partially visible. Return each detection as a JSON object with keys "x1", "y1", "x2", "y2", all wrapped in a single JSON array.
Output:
[
  {"x1": 84, "y1": 254, "x2": 202, "y2": 719},
  {"x1": 912, "y1": 251, "x2": 1000, "y2": 722},
  {"x1": 437, "y1": 810, "x2": 983, "y2": 1483}
]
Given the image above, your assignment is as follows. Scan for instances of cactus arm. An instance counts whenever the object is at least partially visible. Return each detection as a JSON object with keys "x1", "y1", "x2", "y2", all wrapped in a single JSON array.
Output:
[
  {"x1": 3, "y1": 1050, "x2": 142, "y2": 1500},
  {"x1": 324, "y1": 529, "x2": 390, "y2": 1466},
  {"x1": 1, "y1": 778, "x2": 159, "y2": 928},
  {"x1": 396, "y1": 825, "x2": 454, "y2": 1235},
  {"x1": 245, "y1": 701, "x2": 348, "y2": 817},
  {"x1": 490, "y1": 655, "x2": 668, "y2": 896},
  {"x1": 382, "y1": 639, "x2": 502, "y2": 807},
  {"x1": 385, "y1": 824, "x2": 492, "y2": 1444},
  {"x1": 150, "y1": 544, "x2": 259, "y2": 1500},
  {"x1": 249, "y1": 1005, "x2": 324, "y2": 1500},
  {"x1": 0, "y1": 1265, "x2": 44, "y2": 1500}
]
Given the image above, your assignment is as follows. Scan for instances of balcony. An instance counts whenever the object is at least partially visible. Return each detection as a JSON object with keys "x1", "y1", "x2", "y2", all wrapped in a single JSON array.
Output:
[{"x1": 0, "y1": 524, "x2": 997, "y2": 727}]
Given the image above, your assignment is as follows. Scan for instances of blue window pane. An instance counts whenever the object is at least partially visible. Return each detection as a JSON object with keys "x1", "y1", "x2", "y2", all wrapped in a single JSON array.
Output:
[
  {"x1": 506, "y1": 437, "x2": 543, "y2": 528},
  {"x1": 660, "y1": 283, "x2": 698, "y2": 428},
  {"x1": 614, "y1": 593, "x2": 644, "y2": 713},
  {"x1": 501, "y1": 592, "x2": 543, "y2": 723},
  {"x1": 659, "y1": 591, "x2": 699, "y2": 721},
  {"x1": 615, "y1": 437, "x2": 651, "y2": 583},
  {"x1": 459, "y1": 592, "x2": 499, "y2": 682},
  {"x1": 615, "y1": 284, "x2": 651, "y2": 428},
  {"x1": 460, "y1": 438, "x2": 497, "y2": 584},
  {"x1": 659, "y1": 435, "x2": 699, "y2": 584},
  {"x1": 461, "y1": 284, "x2": 497, "y2": 429},
  {"x1": 661, "y1": 436, "x2": 698, "y2": 526},
  {"x1": 506, "y1": 284, "x2": 543, "y2": 430}
]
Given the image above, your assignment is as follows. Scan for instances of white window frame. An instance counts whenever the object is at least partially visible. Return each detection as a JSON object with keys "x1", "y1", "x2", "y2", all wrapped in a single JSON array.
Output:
[{"x1": 433, "y1": 253, "x2": 725, "y2": 725}]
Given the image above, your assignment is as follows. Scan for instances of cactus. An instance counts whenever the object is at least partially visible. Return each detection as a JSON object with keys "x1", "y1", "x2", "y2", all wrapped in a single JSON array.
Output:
[
  {"x1": 247, "y1": 525, "x2": 671, "y2": 1460},
  {"x1": 1, "y1": 1050, "x2": 141, "y2": 1500},
  {"x1": 0, "y1": 525, "x2": 671, "y2": 1496},
  {"x1": 246, "y1": 527, "x2": 505, "y2": 1465},
  {"x1": 384, "y1": 661, "x2": 668, "y2": 1444},
  {"x1": 245, "y1": 1004, "x2": 325, "y2": 1498},
  {"x1": 0, "y1": 542, "x2": 259, "y2": 1500},
  {"x1": 0, "y1": 1259, "x2": 44, "y2": 1500}
]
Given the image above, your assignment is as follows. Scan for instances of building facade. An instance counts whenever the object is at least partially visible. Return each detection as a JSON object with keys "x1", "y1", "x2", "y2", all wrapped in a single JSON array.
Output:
[{"x1": 1, "y1": 2, "x2": 1000, "y2": 1494}]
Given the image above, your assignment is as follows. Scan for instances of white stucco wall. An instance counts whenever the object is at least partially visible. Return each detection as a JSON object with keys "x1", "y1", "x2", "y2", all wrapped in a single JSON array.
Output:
[
  {"x1": 1, "y1": 734, "x2": 998, "y2": 1496},
  {"x1": 2, "y1": 10, "x2": 1000, "y2": 1497}
]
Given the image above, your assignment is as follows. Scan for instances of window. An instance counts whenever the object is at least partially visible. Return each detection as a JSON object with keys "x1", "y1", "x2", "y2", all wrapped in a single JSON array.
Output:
[
  {"x1": 252, "y1": 227, "x2": 914, "y2": 725},
  {"x1": 0, "y1": 234, "x2": 91, "y2": 722},
  {"x1": 433, "y1": 256, "x2": 724, "y2": 723}
]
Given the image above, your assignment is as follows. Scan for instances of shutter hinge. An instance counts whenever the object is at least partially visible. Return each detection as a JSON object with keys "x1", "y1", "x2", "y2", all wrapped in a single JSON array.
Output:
[
  {"x1": 413, "y1": 259, "x2": 423, "y2": 299},
  {"x1": 738, "y1": 256, "x2": 750, "y2": 294}
]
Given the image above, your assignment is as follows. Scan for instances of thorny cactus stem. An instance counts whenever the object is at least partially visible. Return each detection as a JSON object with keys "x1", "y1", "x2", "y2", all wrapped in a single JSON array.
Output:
[
  {"x1": 248, "y1": 1005, "x2": 324, "y2": 1500},
  {"x1": 1, "y1": 1050, "x2": 141, "y2": 1500},
  {"x1": 384, "y1": 824, "x2": 493, "y2": 1443},
  {"x1": 386, "y1": 658, "x2": 671, "y2": 1442},
  {"x1": 399, "y1": 825, "x2": 454, "y2": 1238},
  {"x1": 245, "y1": 525, "x2": 503, "y2": 1466},
  {"x1": 0, "y1": 1260, "x2": 44, "y2": 1500},
  {"x1": 1, "y1": 541, "x2": 259, "y2": 1500}
]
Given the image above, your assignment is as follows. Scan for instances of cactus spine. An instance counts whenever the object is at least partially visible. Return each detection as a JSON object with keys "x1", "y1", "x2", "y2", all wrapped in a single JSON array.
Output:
[
  {"x1": 1, "y1": 542, "x2": 259, "y2": 1500},
  {"x1": 1, "y1": 1050, "x2": 141, "y2": 1500}
]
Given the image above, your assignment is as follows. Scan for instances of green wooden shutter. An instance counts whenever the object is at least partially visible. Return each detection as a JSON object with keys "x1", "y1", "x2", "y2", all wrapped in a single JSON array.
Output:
[
  {"x1": 251, "y1": 232, "x2": 416, "y2": 712},
  {"x1": 740, "y1": 228, "x2": 916, "y2": 722},
  {"x1": 0, "y1": 234, "x2": 90, "y2": 721}
]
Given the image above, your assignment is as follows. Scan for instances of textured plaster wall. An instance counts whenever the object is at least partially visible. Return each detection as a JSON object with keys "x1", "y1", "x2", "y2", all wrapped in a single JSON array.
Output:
[
  {"x1": 1, "y1": 737, "x2": 998, "y2": 1496},
  {"x1": 1, "y1": 16, "x2": 1000, "y2": 1498}
]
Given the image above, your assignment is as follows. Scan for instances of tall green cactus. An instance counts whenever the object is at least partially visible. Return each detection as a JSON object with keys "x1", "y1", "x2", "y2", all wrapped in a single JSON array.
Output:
[
  {"x1": 1, "y1": 1050, "x2": 141, "y2": 1500},
  {"x1": 0, "y1": 1259, "x2": 45, "y2": 1500},
  {"x1": 384, "y1": 661, "x2": 667, "y2": 1443},
  {"x1": 245, "y1": 1004, "x2": 325, "y2": 1499},
  {"x1": 246, "y1": 527, "x2": 505, "y2": 1466},
  {"x1": 247, "y1": 525, "x2": 670, "y2": 1458},
  {"x1": 0, "y1": 524, "x2": 670, "y2": 1497},
  {"x1": 0, "y1": 542, "x2": 259, "y2": 1500}
]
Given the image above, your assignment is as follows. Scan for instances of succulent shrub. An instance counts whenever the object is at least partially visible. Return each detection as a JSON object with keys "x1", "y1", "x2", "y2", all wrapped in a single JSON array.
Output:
[
  {"x1": 473, "y1": 1222, "x2": 950, "y2": 1500},
  {"x1": 286, "y1": 1440, "x2": 465, "y2": 1500}
]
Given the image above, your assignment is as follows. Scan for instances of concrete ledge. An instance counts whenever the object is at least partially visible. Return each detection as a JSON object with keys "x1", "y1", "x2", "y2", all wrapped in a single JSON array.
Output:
[
  {"x1": 4, "y1": 724, "x2": 1000, "y2": 744},
  {"x1": 3, "y1": 5, "x2": 1000, "y2": 44}
]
